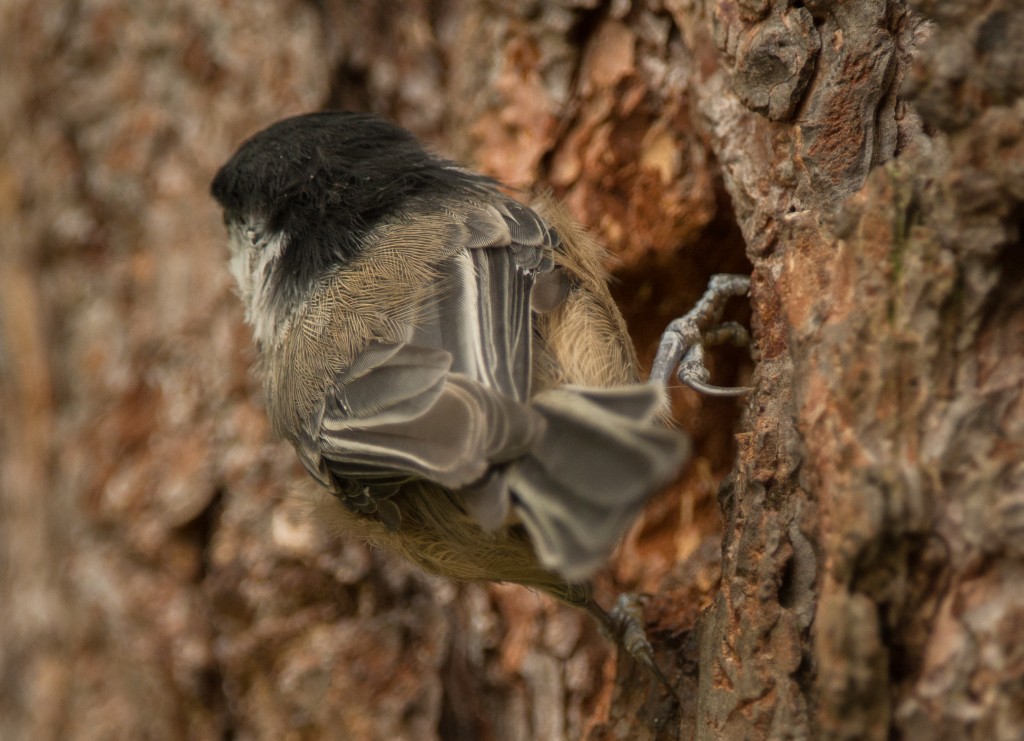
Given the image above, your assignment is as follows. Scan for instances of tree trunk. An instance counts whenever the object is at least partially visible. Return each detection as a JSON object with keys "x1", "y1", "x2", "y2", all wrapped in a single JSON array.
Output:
[{"x1": 2, "y1": 1, "x2": 1021, "y2": 739}]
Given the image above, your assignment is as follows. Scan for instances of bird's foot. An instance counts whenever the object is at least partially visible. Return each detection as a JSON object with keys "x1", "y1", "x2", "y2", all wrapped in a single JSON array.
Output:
[
  {"x1": 587, "y1": 593, "x2": 676, "y2": 700},
  {"x1": 650, "y1": 273, "x2": 752, "y2": 396}
]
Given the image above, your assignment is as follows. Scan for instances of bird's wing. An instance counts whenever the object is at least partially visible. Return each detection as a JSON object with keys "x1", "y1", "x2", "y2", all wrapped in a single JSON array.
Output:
[
  {"x1": 413, "y1": 196, "x2": 560, "y2": 401},
  {"x1": 297, "y1": 196, "x2": 566, "y2": 527}
]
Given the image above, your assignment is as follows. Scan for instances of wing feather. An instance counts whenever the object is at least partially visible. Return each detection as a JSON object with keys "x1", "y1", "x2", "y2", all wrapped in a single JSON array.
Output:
[{"x1": 298, "y1": 196, "x2": 561, "y2": 521}]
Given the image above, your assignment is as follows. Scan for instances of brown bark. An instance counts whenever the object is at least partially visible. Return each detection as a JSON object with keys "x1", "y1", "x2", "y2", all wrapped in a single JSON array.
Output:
[{"x1": 2, "y1": 1, "x2": 1021, "y2": 739}]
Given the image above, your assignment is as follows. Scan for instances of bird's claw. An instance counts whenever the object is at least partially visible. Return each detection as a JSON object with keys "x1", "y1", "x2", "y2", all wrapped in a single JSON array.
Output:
[
  {"x1": 588, "y1": 594, "x2": 677, "y2": 699},
  {"x1": 650, "y1": 274, "x2": 753, "y2": 396}
]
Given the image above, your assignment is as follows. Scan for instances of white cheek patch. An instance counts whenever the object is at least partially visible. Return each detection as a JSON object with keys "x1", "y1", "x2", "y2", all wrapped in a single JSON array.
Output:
[
  {"x1": 227, "y1": 236, "x2": 253, "y2": 303},
  {"x1": 227, "y1": 225, "x2": 289, "y2": 348}
]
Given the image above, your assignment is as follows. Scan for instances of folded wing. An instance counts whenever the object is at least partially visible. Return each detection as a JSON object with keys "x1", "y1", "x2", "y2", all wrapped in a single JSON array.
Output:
[{"x1": 302, "y1": 196, "x2": 686, "y2": 579}]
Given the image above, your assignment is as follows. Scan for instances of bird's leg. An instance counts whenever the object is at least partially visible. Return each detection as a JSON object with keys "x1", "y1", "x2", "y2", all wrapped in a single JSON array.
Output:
[
  {"x1": 586, "y1": 594, "x2": 677, "y2": 699},
  {"x1": 650, "y1": 273, "x2": 752, "y2": 396}
]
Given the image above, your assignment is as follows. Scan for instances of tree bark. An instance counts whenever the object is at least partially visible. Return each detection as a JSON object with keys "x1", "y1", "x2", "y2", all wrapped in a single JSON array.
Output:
[{"x1": 2, "y1": 1, "x2": 1021, "y2": 739}]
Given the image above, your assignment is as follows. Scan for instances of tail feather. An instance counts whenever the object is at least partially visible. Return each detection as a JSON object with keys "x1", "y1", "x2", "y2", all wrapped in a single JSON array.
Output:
[{"x1": 507, "y1": 384, "x2": 688, "y2": 581}]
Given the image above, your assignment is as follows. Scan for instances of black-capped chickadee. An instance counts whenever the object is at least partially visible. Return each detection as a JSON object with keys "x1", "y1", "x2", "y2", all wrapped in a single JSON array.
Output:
[{"x1": 211, "y1": 111, "x2": 745, "y2": 688}]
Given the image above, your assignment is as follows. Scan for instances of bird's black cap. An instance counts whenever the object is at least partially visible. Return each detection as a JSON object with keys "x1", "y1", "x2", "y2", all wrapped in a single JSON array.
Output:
[{"x1": 211, "y1": 111, "x2": 494, "y2": 291}]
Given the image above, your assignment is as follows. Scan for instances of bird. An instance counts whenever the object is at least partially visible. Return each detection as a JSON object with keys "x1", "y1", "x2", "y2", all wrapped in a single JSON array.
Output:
[{"x1": 210, "y1": 110, "x2": 747, "y2": 692}]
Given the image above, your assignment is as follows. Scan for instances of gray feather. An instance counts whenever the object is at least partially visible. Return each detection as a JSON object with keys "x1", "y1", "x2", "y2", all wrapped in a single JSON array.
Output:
[
  {"x1": 506, "y1": 385, "x2": 688, "y2": 581},
  {"x1": 531, "y1": 268, "x2": 569, "y2": 313},
  {"x1": 496, "y1": 199, "x2": 549, "y2": 248},
  {"x1": 318, "y1": 367, "x2": 543, "y2": 490},
  {"x1": 463, "y1": 204, "x2": 512, "y2": 249}
]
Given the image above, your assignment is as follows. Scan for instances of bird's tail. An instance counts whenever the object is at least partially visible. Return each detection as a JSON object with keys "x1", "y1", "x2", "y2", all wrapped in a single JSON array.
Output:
[{"x1": 506, "y1": 384, "x2": 687, "y2": 581}]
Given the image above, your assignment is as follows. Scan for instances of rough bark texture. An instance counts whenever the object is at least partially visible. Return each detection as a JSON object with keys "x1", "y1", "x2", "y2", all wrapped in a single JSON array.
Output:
[{"x1": 1, "y1": 1, "x2": 1021, "y2": 739}]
